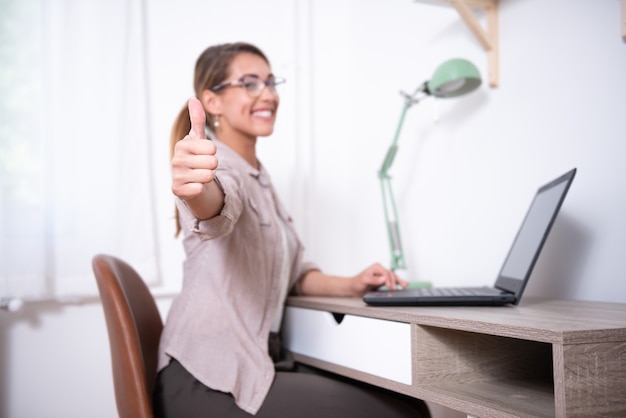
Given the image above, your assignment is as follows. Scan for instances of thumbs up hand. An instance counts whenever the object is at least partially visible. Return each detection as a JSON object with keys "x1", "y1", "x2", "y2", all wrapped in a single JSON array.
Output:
[{"x1": 171, "y1": 97, "x2": 218, "y2": 200}]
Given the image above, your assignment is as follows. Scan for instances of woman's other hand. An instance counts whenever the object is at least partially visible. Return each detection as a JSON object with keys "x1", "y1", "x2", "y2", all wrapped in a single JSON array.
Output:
[
  {"x1": 299, "y1": 263, "x2": 408, "y2": 297},
  {"x1": 349, "y1": 263, "x2": 408, "y2": 296}
]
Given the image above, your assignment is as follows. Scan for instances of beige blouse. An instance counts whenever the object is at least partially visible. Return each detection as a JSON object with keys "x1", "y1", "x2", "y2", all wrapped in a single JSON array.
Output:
[{"x1": 157, "y1": 138, "x2": 318, "y2": 414}]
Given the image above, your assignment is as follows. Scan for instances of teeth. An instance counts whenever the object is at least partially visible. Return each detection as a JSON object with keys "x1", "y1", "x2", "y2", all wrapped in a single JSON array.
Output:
[{"x1": 253, "y1": 110, "x2": 272, "y2": 117}]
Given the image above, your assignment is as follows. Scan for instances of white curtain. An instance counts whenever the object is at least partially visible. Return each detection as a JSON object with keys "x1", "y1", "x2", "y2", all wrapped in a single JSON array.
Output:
[{"x1": 0, "y1": 0, "x2": 161, "y2": 299}]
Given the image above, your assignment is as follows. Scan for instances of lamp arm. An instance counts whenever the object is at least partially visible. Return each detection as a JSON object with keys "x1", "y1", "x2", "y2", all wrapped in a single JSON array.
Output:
[
  {"x1": 379, "y1": 81, "x2": 429, "y2": 177},
  {"x1": 378, "y1": 94, "x2": 417, "y2": 271},
  {"x1": 379, "y1": 174, "x2": 405, "y2": 271}
]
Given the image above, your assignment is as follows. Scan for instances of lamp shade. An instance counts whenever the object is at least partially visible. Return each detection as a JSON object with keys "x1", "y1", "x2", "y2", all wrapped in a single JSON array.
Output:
[{"x1": 427, "y1": 58, "x2": 481, "y2": 98}]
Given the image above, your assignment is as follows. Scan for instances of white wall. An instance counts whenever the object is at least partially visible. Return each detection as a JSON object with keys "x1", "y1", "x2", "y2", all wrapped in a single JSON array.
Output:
[
  {"x1": 2, "y1": 1, "x2": 625, "y2": 417},
  {"x1": 303, "y1": 0, "x2": 626, "y2": 304}
]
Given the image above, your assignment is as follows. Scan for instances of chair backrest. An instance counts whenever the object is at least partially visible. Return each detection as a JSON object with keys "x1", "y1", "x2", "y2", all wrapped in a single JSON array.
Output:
[{"x1": 92, "y1": 254, "x2": 163, "y2": 418}]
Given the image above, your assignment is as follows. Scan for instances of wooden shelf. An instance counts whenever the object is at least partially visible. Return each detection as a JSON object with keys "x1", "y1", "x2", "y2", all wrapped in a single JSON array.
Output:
[{"x1": 421, "y1": 380, "x2": 556, "y2": 418}]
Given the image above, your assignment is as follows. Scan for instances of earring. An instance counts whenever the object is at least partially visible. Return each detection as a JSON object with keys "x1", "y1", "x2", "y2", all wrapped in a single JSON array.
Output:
[{"x1": 214, "y1": 115, "x2": 220, "y2": 128}]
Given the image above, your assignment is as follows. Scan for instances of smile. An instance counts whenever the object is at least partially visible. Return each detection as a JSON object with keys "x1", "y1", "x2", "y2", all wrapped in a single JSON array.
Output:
[{"x1": 252, "y1": 110, "x2": 273, "y2": 118}]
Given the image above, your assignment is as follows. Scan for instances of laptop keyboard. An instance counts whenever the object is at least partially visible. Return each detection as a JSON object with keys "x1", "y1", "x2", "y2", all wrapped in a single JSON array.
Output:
[{"x1": 413, "y1": 287, "x2": 501, "y2": 296}]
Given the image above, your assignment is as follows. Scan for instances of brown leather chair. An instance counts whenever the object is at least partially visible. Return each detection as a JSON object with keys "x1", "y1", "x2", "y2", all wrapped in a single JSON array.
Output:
[{"x1": 92, "y1": 254, "x2": 163, "y2": 418}]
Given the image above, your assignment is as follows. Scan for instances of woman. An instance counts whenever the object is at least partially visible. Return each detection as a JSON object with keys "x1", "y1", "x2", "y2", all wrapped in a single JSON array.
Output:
[{"x1": 154, "y1": 42, "x2": 430, "y2": 418}]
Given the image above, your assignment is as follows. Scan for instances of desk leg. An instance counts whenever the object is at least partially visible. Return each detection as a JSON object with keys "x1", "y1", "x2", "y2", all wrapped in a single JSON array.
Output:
[{"x1": 553, "y1": 342, "x2": 626, "y2": 417}]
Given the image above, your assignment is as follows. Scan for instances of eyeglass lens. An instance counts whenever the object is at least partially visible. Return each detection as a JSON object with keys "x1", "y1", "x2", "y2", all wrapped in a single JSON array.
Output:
[{"x1": 241, "y1": 75, "x2": 281, "y2": 97}]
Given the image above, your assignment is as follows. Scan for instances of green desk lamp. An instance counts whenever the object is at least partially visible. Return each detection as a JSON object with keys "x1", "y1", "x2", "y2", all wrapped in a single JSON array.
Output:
[{"x1": 379, "y1": 58, "x2": 481, "y2": 271}]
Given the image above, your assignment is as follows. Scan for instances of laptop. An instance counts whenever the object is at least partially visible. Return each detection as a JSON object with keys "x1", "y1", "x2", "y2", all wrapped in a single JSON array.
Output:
[{"x1": 363, "y1": 168, "x2": 577, "y2": 306}]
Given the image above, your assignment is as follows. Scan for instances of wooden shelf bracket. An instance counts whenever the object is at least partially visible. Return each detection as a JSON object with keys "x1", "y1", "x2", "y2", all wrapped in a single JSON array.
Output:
[{"x1": 449, "y1": 0, "x2": 499, "y2": 87}]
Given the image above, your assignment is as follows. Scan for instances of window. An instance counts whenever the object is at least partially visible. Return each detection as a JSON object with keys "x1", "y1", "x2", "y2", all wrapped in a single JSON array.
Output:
[{"x1": 1, "y1": 0, "x2": 161, "y2": 299}]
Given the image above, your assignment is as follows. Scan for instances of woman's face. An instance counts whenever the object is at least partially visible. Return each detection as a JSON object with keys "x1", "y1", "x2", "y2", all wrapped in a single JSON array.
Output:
[{"x1": 212, "y1": 52, "x2": 280, "y2": 141}]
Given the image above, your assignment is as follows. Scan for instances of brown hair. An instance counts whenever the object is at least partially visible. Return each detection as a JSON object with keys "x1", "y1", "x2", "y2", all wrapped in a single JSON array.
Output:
[{"x1": 171, "y1": 42, "x2": 270, "y2": 236}]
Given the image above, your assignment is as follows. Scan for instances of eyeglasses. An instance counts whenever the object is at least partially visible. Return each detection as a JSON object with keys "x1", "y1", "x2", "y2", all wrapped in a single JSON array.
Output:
[{"x1": 210, "y1": 74, "x2": 286, "y2": 97}]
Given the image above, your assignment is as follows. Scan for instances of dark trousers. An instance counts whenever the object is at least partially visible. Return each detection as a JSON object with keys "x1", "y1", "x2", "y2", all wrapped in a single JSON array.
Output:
[
  {"x1": 153, "y1": 359, "x2": 430, "y2": 418},
  {"x1": 154, "y1": 333, "x2": 430, "y2": 418}
]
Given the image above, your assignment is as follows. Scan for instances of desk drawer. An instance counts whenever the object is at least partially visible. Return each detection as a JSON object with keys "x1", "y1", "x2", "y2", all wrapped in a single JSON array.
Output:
[{"x1": 282, "y1": 306, "x2": 412, "y2": 384}]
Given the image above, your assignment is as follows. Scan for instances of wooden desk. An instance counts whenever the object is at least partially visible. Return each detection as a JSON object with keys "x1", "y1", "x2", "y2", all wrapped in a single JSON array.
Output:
[{"x1": 283, "y1": 297, "x2": 626, "y2": 418}]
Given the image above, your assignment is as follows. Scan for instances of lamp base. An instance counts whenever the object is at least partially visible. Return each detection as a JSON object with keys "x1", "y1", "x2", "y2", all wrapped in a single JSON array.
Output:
[{"x1": 378, "y1": 281, "x2": 432, "y2": 291}]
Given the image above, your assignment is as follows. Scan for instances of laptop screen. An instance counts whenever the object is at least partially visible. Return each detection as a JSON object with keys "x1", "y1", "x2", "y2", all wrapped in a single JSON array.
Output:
[{"x1": 495, "y1": 169, "x2": 576, "y2": 297}]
